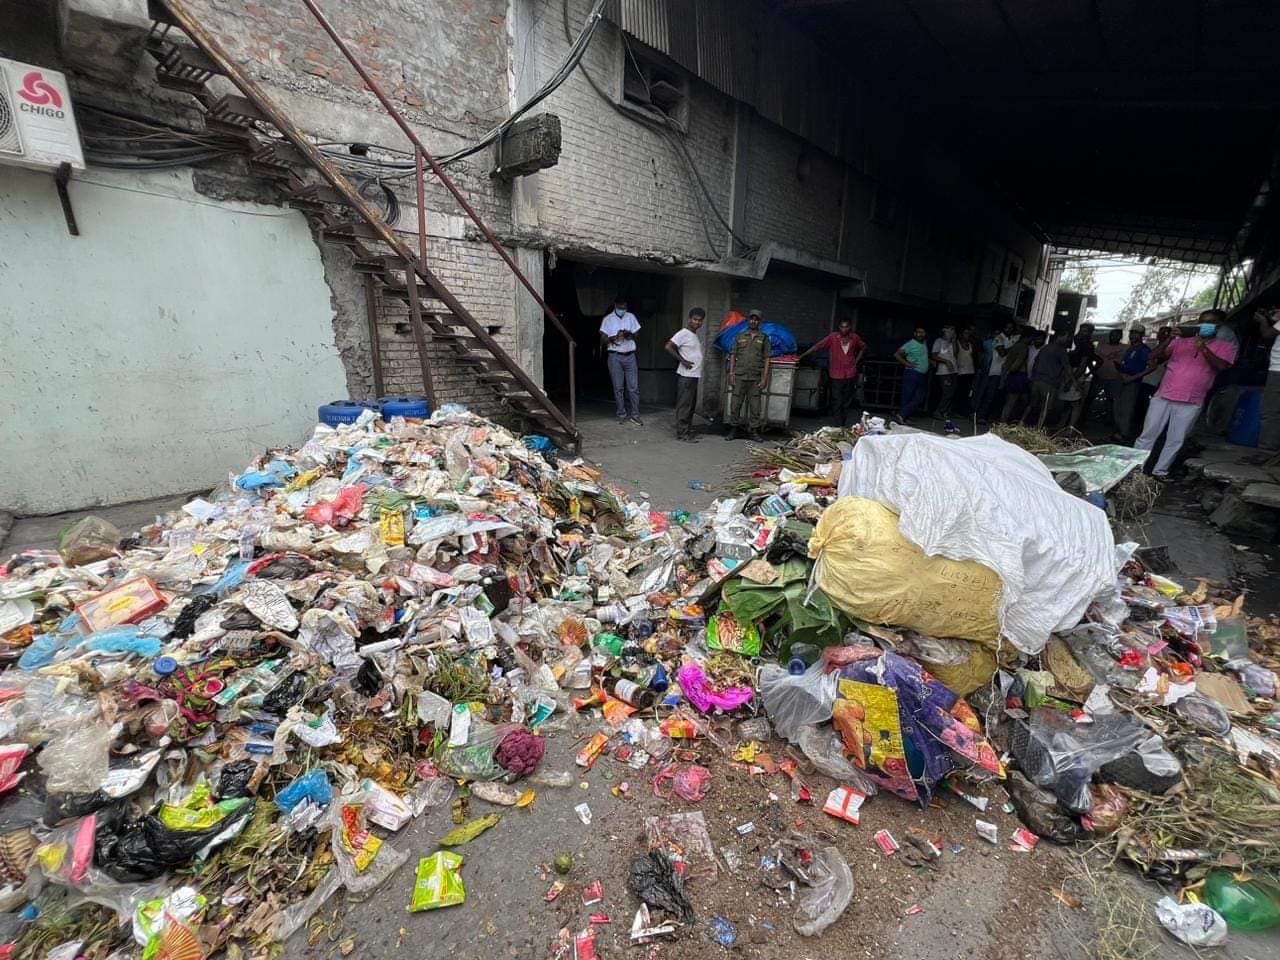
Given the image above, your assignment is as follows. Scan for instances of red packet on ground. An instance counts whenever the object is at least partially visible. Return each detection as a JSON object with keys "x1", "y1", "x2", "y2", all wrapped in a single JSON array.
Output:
[{"x1": 822, "y1": 786, "x2": 866, "y2": 825}]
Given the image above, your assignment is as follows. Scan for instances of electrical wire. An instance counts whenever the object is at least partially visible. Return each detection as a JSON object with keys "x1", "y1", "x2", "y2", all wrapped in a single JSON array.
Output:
[
  {"x1": 560, "y1": 0, "x2": 757, "y2": 256},
  {"x1": 311, "y1": 0, "x2": 607, "y2": 176}
]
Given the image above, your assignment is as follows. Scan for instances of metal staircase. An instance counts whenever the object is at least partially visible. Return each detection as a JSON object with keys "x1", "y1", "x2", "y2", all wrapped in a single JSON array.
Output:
[{"x1": 144, "y1": 0, "x2": 580, "y2": 451}]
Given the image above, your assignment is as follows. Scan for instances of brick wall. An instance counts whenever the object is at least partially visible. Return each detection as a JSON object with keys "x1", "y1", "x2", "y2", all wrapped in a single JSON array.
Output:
[{"x1": 527, "y1": 0, "x2": 735, "y2": 262}]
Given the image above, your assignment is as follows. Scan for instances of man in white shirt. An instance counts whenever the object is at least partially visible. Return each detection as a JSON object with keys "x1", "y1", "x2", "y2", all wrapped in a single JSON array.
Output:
[
  {"x1": 600, "y1": 297, "x2": 642, "y2": 424},
  {"x1": 930, "y1": 325, "x2": 958, "y2": 418},
  {"x1": 664, "y1": 308, "x2": 705, "y2": 442},
  {"x1": 974, "y1": 322, "x2": 1013, "y2": 419}
]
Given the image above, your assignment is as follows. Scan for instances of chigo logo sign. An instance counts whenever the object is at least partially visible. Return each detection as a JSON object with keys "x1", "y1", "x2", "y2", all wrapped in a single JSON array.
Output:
[
  {"x1": 0, "y1": 57, "x2": 84, "y2": 170},
  {"x1": 17, "y1": 71, "x2": 65, "y2": 116}
]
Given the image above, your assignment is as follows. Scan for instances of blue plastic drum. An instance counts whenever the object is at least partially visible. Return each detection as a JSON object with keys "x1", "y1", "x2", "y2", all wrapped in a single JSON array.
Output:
[
  {"x1": 1228, "y1": 388, "x2": 1262, "y2": 448},
  {"x1": 377, "y1": 395, "x2": 431, "y2": 420},
  {"x1": 317, "y1": 400, "x2": 379, "y2": 427}
]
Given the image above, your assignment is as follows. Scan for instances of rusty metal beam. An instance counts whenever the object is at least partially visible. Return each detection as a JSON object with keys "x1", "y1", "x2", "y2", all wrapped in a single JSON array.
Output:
[
  {"x1": 363, "y1": 274, "x2": 385, "y2": 397},
  {"x1": 402, "y1": 267, "x2": 438, "y2": 409},
  {"x1": 155, "y1": 0, "x2": 577, "y2": 443}
]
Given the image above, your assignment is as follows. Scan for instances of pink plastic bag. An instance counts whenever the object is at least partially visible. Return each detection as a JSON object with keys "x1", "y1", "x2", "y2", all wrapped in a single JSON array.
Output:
[
  {"x1": 304, "y1": 485, "x2": 368, "y2": 527},
  {"x1": 653, "y1": 764, "x2": 712, "y2": 802},
  {"x1": 0, "y1": 744, "x2": 29, "y2": 794},
  {"x1": 676, "y1": 663, "x2": 753, "y2": 714}
]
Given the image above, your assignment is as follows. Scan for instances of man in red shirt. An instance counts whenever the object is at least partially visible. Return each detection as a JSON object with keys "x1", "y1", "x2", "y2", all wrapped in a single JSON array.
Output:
[{"x1": 799, "y1": 318, "x2": 867, "y2": 427}]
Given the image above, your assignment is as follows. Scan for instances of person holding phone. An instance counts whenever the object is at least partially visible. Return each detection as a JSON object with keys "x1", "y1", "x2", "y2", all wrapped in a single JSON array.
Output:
[
  {"x1": 1133, "y1": 310, "x2": 1236, "y2": 479},
  {"x1": 600, "y1": 296, "x2": 642, "y2": 424}
]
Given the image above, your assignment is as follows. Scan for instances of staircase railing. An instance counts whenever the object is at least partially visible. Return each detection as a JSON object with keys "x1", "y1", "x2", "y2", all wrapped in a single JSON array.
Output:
[{"x1": 155, "y1": 0, "x2": 578, "y2": 441}]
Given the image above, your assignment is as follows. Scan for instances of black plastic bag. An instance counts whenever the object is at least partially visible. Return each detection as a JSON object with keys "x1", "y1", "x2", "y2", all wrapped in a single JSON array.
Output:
[
  {"x1": 45, "y1": 790, "x2": 111, "y2": 826},
  {"x1": 95, "y1": 801, "x2": 252, "y2": 882},
  {"x1": 353, "y1": 659, "x2": 382, "y2": 697},
  {"x1": 627, "y1": 850, "x2": 695, "y2": 924},
  {"x1": 217, "y1": 760, "x2": 258, "y2": 799},
  {"x1": 220, "y1": 608, "x2": 261, "y2": 631},
  {"x1": 262, "y1": 670, "x2": 308, "y2": 714},
  {"x1": 1004, "y1": 772, "x2": 1085, "y2": 845},
  {"x1": 168, "y1": 595, "x2": 216, "y2": 641},
  {"x1": 256, "y1": 555, "x2": 313, "y2": 580}
]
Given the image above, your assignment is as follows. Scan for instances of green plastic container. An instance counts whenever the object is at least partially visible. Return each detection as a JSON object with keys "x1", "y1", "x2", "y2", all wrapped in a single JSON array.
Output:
[{"x1": 1204, "y1": 870, "x2": 1280, "y2": 932}]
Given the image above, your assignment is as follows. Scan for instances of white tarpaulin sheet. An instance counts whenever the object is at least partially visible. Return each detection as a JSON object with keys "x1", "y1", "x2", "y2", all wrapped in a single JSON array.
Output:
[{"x1": 836, "y1": 432, "x2": 1117, "y2": 654}]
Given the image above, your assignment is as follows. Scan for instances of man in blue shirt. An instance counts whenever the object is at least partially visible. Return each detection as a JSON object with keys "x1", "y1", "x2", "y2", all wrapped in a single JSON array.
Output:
[{"x1": 1112, "y1": 325, "x2": 1151, "y2": 441}]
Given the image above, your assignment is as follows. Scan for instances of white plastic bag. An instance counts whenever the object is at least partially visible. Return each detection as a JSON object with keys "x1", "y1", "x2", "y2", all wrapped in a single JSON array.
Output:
[
  {"x1": 837, "y1": 433, "x2": 1117, "y2": 654},
  {"x1": 759, "y1": 663, "x2": 838, "y2": 743},
  {"x1": 1155, "y1": 897, "x2": 1228, "y2": 946}
]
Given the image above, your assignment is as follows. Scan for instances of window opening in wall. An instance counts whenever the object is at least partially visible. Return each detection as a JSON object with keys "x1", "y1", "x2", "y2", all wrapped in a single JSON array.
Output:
[{"x1": 620, "y1": 43, "x2": 689, "y2": 130}]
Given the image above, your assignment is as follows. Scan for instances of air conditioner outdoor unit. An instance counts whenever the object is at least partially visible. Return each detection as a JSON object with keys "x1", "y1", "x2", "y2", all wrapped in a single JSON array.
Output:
[{"x1": 0, "y1": 57, "x2": 85, "y2": 173}]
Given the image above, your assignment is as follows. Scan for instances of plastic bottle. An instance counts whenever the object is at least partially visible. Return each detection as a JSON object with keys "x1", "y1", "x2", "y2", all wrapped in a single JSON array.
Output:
[
  {"x1": 606, "y1": 677, "x2": 656, "y2": 709},
  {"x1": 1204, "y1": 870, "x2": 1280, "y2": 931}
]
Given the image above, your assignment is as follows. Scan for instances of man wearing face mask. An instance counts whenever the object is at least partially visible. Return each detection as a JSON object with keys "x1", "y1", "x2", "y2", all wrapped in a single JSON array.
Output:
[
  {"x1": 725, "y1": 309, "x2": 771, "y2": 441},
  {"x1": 1134, "y1": 310, "x2": 1236, "y2": 480},
  {"x1": 600, "y1": 296, "x2": 642, "y2": 424}
]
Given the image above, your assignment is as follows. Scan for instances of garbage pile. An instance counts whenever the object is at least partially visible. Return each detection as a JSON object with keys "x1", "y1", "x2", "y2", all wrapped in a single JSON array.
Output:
[
  {"x1": 0, "y1": 407, "x2": 745, "y2": 958},
  {"x1": 2, "y1": 410, "x2": 1279, "y2": 958}
]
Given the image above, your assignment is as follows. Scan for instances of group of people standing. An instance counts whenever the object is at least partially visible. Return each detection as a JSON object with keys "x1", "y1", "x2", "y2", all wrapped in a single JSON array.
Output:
[
  {"x1": 606, "y1": 296, "x2": 1275, "y2": 481},
  {"x1": 602, "y1": 298, "x2": 775, "y2": 443}
]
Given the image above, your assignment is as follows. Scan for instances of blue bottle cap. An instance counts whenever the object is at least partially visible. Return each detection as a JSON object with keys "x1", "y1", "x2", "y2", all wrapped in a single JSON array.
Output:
[{"x1": 153, "y1": 656, "x2": 178, "y2": 676}]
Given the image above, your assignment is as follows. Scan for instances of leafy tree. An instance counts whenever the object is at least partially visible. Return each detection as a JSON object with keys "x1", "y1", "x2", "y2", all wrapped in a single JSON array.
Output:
[
  {"x1": 1117, "y1": 263, "x2": 1218, "y2": 325},
  {"x1": 1060, "y1": 264, "x2": 1098, "y2": 295}
]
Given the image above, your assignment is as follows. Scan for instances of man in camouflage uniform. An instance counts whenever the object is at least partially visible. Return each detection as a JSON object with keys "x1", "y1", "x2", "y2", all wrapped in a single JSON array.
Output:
[{"x1": 726, "y1": 309, "x2": 771, "y2": 441}]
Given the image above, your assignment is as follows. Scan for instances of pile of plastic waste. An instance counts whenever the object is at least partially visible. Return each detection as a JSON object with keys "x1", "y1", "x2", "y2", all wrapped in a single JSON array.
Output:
[
  {"x1": 0, "y1": 406, "x2": 781, "y2": 958},
  {"x1": 3, "y1": 409, "x2": 1280, "y2": 958}
]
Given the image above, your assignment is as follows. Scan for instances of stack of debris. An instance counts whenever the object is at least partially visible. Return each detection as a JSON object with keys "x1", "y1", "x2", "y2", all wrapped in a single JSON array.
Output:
[{"x1": 1, "y1": 410, "x2": 1278, "y2": 959}]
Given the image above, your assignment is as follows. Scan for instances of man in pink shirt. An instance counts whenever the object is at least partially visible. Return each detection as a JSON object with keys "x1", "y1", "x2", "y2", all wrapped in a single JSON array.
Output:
[
  {"x1": 798, "y1": 318, "x2": 866, "y2": 427},
  {"x1": 1134, "y1": 310, "x2": 1236, "y2": 479}
]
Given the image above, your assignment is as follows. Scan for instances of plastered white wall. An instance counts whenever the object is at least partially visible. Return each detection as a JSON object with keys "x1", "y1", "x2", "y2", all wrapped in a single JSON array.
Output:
[{"x1": 0, "y1": 165, "x2": 347, "y2": 515}]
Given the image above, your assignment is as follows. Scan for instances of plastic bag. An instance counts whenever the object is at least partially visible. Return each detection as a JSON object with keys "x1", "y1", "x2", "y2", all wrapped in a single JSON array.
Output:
[
  {"x1": 408, "y1": 851, "x2": 466, "y2": 912},
  {"x1": 39, "y1": 725, "x2": 113, "y2": 794},
  {"x1": 795, "y1": 725, "x2": 878, "y2": 796},
  {"x1": 759, "y1": 663, "x2": 838, "y2": 743},
  {"x1": 1204, "y1": 870, "x2": 1280, "y2": 932},
  {"x1": 810, "y1": 497, "x2": 1002, "y2": 644},
  {"x1": 627, "y1": 850, "x2": 694, "y2": 923},
  {"x1": 95, "y1": 801, "x2": 253, "y2": 882},
  {"x1": 0, "y1": 744, "x2": 29, "y2": 794},
  {"x1": 82, "y1": 626, "x2": 161, "y2": 658},
  {"x1": 713, "y1": 320, "x2": 798, "y2": 357},
  {"x1": 58, "y1": 516, "x2": 121, "y2": 566},
  {"x1": 676, "y1": 663, "x2": 754, "y2": 714},
  {"x1": 1155, "y1": 897, "x2": 1228, "y2": 946},
  {"x1": 1004, "y1": 772, "x2": 1083, "y2": 844},
  {"x1": 836, "y1": 433, "x2": 1118, "y2": 654},
  {"x1": 1010, "y1": 708, "x2": 1149, "y2": 814},
  {"x1": 331, "y1": 802, "x2": 407, "y2": 898},
  {"x1": 793, "y1": 845, "x2": 852, "y2": 936},
  {"x1": 276, "y1": 769, "x2": 332, "y2": 813},
  {"x1": 34, "y1": 814, "x2": 96, "y2": 884},
  {"x1": 436, "y1": 721, "x2": 518, "y2": 781}
]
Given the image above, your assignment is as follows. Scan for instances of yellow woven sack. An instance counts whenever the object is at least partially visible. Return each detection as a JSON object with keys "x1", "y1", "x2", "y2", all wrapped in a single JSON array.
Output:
[{"x1": 809, "y1": 497, "x2": 1002, "y2": 644}]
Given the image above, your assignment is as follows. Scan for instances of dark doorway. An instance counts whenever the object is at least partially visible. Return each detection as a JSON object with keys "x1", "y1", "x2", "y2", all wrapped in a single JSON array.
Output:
[{"x1": 542, "y1": 256, "x2": 682, "y2": 409}]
